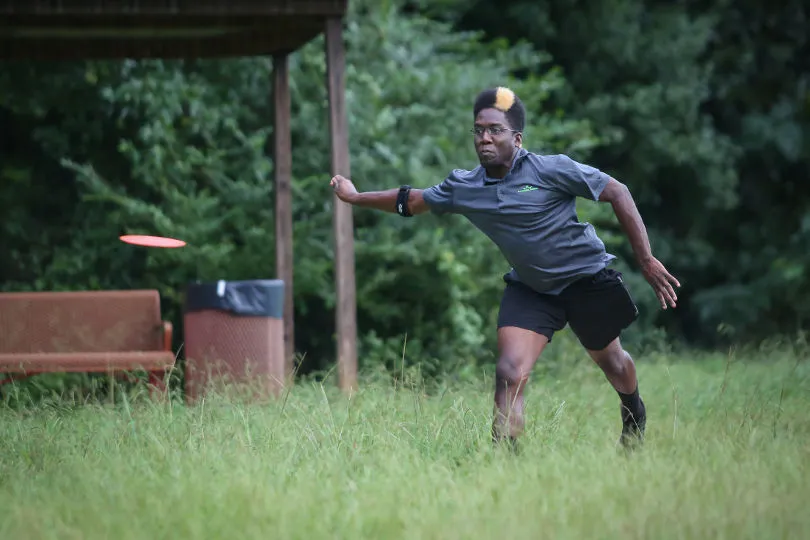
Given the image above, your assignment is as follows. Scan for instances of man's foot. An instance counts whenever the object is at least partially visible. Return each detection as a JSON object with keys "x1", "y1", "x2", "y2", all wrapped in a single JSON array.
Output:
[
  {"x1": 619, "y1": 398, "x2": 646, "y2": 450},
  {"x1": 491, "y1": 427, "x2": 521, "y2": 454}
]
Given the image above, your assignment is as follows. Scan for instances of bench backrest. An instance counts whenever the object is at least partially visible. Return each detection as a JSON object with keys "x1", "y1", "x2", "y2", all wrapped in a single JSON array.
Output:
[{"x1": 0, "y1": 290, "x2": 165, "y2": 354}]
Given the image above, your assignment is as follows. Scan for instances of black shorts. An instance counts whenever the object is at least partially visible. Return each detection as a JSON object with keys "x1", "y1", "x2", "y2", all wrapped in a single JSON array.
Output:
[{"x1": 497, "y1": 267, "x2": 639, "y2": 350}]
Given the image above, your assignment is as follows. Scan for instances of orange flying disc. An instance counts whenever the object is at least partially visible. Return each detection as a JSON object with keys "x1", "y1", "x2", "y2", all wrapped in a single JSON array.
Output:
[{"x1": 120, "y1": 235, "x2": 187, "y2": 248}]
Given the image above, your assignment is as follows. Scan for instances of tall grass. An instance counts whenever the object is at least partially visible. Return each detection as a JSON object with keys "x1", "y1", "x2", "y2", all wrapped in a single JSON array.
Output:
[{"x1": 1, "y1": 344, "x2": 808, "y2": 539}]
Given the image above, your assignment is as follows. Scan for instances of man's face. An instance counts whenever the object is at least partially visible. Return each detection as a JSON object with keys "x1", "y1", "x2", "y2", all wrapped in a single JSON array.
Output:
[{"x1": 472, "y1": 108, "x2": 522, "y2": 167}]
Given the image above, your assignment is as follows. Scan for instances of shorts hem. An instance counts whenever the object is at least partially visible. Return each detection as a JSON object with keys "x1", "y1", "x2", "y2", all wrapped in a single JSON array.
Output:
[
  {"x1": 496, "y1": 322, "x2": 555, "y2": 343},
  {"x1": 576, "y1": 332, "x2": 622, "y2": 351}
]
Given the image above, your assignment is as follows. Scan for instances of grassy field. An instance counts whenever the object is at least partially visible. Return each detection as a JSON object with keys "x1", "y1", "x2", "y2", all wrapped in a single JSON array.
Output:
[{"x1": 1, "y1": 344, "x2": 808, "y2": 539}]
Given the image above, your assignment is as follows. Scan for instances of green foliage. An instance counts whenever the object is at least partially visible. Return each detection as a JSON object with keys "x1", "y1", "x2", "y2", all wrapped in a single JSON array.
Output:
[
  {"x1": 290, "y1": 0, "x2": 601, "y2": 372},
  {"x1": 444, "y1": 0, "x2": 810, "y2": 346},
  {"x1": 3, "y1": 0, "x2": 806, "y2": 389},
  {"x1": 0, "y1": 58, "x2": 275, "y2": 321},
  {"x1": 0, "y1": 0, "x2": 594, "y2": 380}
]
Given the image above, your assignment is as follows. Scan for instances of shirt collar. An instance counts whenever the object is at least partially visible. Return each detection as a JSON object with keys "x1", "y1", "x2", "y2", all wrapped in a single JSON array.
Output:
[{"x1": 482, "y1": 147, "x2": 529, "y2": 184}]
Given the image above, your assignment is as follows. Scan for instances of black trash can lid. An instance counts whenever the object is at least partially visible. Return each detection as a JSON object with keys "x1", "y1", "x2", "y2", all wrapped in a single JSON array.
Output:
[{"x1": 185, "y1": 279, "x2": 284, "y2": 318}]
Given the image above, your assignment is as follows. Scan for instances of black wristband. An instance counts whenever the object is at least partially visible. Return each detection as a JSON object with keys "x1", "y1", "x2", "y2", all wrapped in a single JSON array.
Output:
[{"x1": 396, "y1": 185, "x2": 413, "y2": 217}]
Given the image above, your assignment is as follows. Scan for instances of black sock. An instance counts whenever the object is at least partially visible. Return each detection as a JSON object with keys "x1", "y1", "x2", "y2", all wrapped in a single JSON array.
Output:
[{"x1": 618, "y1": 386, "x2": 644, "y2": 420}]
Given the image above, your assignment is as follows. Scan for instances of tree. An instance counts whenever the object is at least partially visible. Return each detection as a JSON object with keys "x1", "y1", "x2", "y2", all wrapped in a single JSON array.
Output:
[
  {"x1": 432, "y1": 0, "x2": 810, "y2": 346},
  {"x1": 0, "y1": 0, "x2": 593, "y2": 380}
]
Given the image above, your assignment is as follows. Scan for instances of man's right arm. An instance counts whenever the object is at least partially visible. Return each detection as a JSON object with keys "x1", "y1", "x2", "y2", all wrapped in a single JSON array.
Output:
[
  {"x1": 349, "y1": 188, "x2": 430, "y2": 215},
  {"x1": 330, "y1": 175, "x2": 431, "y2": 215}
]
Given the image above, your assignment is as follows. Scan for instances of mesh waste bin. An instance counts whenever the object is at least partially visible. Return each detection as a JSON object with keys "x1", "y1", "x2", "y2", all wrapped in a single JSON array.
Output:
[{"x1": 183, "y1": 279, "x2": 285, "y2": 402}]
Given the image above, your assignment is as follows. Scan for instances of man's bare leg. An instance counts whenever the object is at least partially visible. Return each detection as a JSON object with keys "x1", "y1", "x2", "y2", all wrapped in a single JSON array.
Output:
[
  {"x1": 586, "y1": 337, "x2": 646, "y2": 447},
  {"x1": 586, "y1": 337, "x2": 637, "y2": 393},
  {"x1": 492, "y1": 326, "x2": 550, "y2": 445}
]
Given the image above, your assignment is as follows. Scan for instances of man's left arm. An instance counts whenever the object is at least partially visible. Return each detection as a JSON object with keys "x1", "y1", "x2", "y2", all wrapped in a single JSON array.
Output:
[{"x1": 598, "y1": 178, "x2": 681, "y2": 310}]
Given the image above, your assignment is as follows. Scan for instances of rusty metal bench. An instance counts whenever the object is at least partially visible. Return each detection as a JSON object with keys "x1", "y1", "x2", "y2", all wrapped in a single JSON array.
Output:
[{"x1": 0, "y1": 289, "x2": 176, "y2": 398}]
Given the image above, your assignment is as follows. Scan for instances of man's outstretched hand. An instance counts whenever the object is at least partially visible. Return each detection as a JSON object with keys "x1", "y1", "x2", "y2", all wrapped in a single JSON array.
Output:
[
  {"x1": 330, "y1": 175, "x2": 358, "y2": 204},
  {"x1": 641, "y1": 257, "x2": 681, "y2": 310}
]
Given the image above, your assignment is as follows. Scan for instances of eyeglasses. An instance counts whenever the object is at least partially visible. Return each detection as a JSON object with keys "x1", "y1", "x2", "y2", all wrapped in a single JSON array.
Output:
[{"x1": 470, "y1": 126, "x2": 520, "y2": 137}]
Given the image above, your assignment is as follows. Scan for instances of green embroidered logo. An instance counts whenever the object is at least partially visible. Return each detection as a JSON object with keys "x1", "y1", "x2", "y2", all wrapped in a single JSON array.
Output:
[{"x1": 517, "y1": 185, "x2": 538, "y2": 193}]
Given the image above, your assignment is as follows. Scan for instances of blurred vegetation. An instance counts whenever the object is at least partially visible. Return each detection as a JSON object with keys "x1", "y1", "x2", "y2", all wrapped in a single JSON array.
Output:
[{"x1": 0, "y1": 0, "x2": 807, "y2": 386}]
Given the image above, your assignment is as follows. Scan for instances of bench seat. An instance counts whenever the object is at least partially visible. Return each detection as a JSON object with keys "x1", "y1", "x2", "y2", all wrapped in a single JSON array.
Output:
[
  {"x1": 0, "y1": 351, "x2": 176, "y2": 373},
  {"x1": 0, "y1": 289, "x2": 176, "y2": 397}
]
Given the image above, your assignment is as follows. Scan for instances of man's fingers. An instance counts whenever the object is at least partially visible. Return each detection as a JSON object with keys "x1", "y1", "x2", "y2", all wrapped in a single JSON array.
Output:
[
  {"x1": 661, "y1": 273, "x2": 680, "y2": 307},
  {"x1": 656, "y1": 290, "x2": 667, "y2": 310},
  {"x1": 646, "y1": 262, "x2": 680, "y2": 310},
  {"x1": 658, "y1": 281, "x2": 677, "y2": 309},
  {"x1": 665, "y1": 271, "x2": 681, "y2": 289},
  {"x1": 651, "y1": 276, "x2": 676, "y2": 309},
  {"x1": 662, "y1": 279, "x2": 677, "y2": 302}
]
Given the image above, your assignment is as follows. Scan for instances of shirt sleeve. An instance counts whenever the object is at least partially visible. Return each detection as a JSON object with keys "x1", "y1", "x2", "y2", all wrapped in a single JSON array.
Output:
[
  {"x1": 540, "y1": 154, "x2": 612, "y2": 201},
  {"x1": 421, "y1": 176, "x2": 456, "y2": 215}
]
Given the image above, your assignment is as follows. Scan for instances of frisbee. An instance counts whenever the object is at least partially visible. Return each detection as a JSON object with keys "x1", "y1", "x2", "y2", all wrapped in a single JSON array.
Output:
[{"x1": 119, "y1": 234, "x2": 187, "y2": 248}]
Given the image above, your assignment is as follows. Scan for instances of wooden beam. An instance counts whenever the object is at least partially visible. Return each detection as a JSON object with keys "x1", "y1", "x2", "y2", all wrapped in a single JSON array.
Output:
[
  {"x1": 273, "y1": 52, "x2": 295, "y2": 381},
  {"x1": 324, "y1": 16, "x2": 357, "y2": 392},
  {"x1": 0, "y1": 22, "x2": 324, "y2": 60},
  {"x1": 0, "y1": 1, "x2": 348, "y2": 17}
]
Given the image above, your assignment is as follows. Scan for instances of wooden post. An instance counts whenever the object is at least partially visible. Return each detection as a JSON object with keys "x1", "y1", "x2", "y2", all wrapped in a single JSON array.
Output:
[
  {"x1": 273, "y1": 52, "x2": 295, "y2": 382},
  {"x1": 325, "y1": 16, "x2": 358, "y2": 392}
]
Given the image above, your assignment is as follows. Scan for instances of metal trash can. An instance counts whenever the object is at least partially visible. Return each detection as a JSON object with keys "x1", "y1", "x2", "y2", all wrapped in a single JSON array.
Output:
[{"x1": 183, "y1": 279, "x2": 285, "y2": 403}]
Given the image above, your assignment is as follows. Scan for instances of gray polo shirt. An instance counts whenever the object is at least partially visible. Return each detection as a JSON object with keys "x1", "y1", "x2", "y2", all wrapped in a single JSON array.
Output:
[{"x1": 422, "y1": 147, "x2": 615, "y2": 295}]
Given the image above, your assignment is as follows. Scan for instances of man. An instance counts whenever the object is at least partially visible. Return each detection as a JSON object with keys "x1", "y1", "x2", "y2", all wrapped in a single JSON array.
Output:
[{"x1": 329, "y1": 86, "x2": 680, "y2": 450}]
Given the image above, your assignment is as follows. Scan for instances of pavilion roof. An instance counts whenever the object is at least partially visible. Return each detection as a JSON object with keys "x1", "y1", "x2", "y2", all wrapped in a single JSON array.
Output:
[{"x1": 0, "y1": 1, "x2": 349, "y2": 60}]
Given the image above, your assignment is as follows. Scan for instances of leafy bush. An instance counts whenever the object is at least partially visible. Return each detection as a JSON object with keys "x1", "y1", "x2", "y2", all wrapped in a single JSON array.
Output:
[{"x1": 0, "y1": 0, "x2": 636, "y2": 385}]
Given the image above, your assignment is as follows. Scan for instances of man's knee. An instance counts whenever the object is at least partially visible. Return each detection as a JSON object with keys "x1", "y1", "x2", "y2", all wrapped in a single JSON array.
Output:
[
  {"x1": 589, "y1": 340, "x2": 632, "y2": 373},
  {"x1": 495, "y1": 355, "x2": 532, "y2": 388}
]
